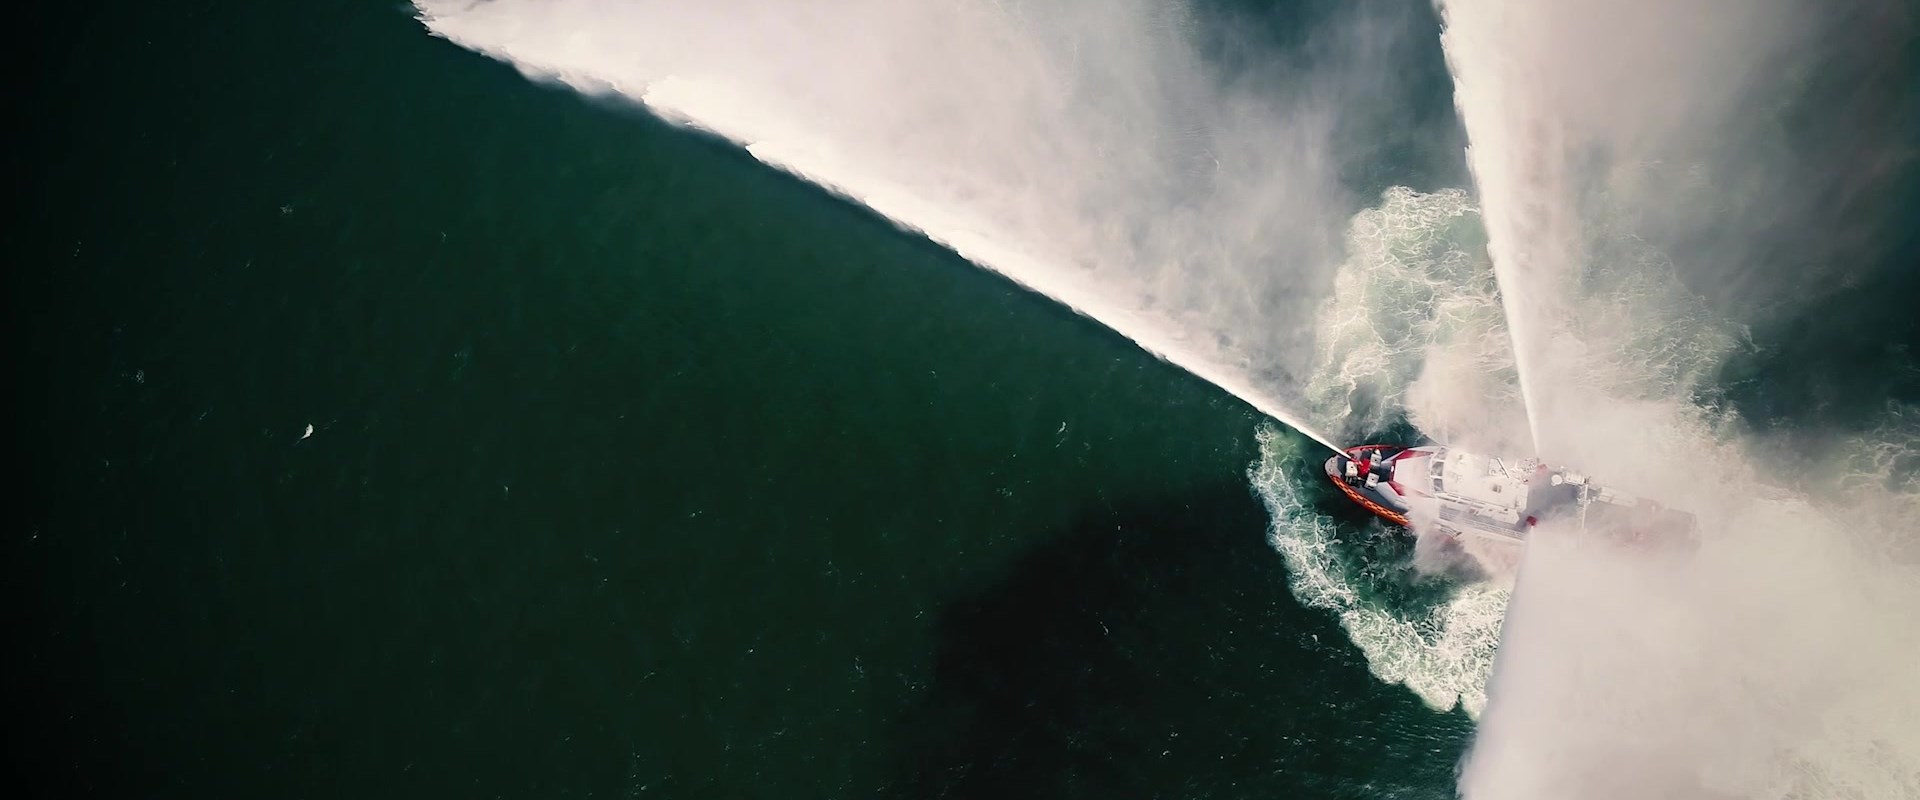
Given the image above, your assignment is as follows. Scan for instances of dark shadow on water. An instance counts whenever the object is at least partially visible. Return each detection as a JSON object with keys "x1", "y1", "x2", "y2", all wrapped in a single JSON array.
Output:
[{"x1": 885, "y1": 483, "x2": 1473, "y2": 800}]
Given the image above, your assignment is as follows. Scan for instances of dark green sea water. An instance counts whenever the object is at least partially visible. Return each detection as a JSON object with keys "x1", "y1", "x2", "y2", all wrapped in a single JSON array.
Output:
[{"x1": 16, "y1": 1, "x2": 1476, "y2": 797}]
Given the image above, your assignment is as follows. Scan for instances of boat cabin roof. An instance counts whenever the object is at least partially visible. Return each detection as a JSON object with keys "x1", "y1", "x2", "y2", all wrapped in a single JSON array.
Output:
[{"x1": 1436, "y1": 450, "x2": 1528, "y2": 511}]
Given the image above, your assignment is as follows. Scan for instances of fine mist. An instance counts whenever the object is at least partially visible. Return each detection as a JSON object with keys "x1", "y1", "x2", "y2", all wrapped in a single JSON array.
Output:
[
  {"x1": 412, "y1": 0, "x2": 1456, "y2": 452},
  {"x1": 1442, "y1": 0, "x2": 1920, "y2": 797}
]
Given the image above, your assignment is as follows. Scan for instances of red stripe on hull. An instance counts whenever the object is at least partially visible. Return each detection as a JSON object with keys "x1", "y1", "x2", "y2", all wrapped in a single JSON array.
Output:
[{"x1": 1326, "y1": 470, "x2": 1411, "y2": 528}]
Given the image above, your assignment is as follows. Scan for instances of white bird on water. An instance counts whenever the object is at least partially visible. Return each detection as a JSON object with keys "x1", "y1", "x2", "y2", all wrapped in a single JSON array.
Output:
[{"x1": 299, "y1": 423, "x2": 314, "y2": 441}]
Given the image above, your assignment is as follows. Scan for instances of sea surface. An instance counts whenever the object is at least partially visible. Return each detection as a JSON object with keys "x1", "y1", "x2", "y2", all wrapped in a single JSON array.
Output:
[
  {"x1": 16, "y1": 1, "x2": 1916, "y2": 799},
  {"x1": 16, "y1": 2, "x2": 1475, "y2": 797}
]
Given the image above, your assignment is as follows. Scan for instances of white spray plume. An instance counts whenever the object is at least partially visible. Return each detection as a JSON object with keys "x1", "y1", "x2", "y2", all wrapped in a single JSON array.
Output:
[
  {"x1": 413, "y1": 0, "x2": 1455, "y2": 453},
  {"x1": 1441, "y1": 0, "x2": 1920, "y2": 796}
]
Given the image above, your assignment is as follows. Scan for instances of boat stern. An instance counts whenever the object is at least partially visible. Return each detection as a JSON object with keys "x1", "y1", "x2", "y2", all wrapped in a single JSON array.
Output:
[{"x1": 1325, "y1": 445, "x2": 1414, "y2": 527}]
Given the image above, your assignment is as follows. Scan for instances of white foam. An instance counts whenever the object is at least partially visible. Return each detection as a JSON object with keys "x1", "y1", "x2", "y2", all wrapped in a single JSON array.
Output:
[
  {"x1": 1251, "y1": 425, "x2": 1507, "y2": 718},
  {"x1": 1303, "y1": 186, "x2": 1530, "y2": 449}
]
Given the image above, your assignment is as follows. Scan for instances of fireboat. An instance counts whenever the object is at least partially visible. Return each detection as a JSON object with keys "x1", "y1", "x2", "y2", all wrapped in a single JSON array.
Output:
[{"x1": 1324, "y1": 444, "x2": 1696, "y2": 544}]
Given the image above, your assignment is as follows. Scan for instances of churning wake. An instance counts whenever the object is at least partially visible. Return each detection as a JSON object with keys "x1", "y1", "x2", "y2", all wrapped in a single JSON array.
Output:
[
  {"x1": 1252, "y1": 184, "x2": 1525, "y2": 720},
  {"x1": 1251, "y1": 423, "x2": 1507, "y2": 718}
]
